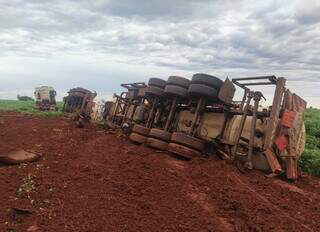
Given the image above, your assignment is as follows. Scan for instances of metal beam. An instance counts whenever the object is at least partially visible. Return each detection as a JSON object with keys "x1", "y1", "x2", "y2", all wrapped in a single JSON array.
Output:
[
  {"x1": 263, "y1": 77, "x2": 286, "y2": 149},
  {"x1": 232, "y1": 75, "x2": 277, "y2": 90}
]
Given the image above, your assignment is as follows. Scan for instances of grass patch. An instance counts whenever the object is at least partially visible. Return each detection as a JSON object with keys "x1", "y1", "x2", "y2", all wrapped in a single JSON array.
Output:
[
  {"x1": 298, "y1": 108, "x2": 320, "y2": 176},
  {"x1": 0, "y1": 100, "x2": 63, "y2": 117}
]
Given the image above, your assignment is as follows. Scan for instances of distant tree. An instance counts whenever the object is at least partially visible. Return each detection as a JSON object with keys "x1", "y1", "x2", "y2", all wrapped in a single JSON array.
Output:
[{"x1": 17, "y1": 94, "x2": 34, "y2": 101}]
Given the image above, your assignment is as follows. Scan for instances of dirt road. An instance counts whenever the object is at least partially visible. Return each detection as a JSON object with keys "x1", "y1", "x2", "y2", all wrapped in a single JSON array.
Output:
[{"x1": 0, "y1": 113, "x2": 319, "y2": 231}]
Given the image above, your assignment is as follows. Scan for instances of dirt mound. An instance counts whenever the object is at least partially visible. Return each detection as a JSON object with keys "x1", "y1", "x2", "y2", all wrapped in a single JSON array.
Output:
[{"x1": 0, "y1": 113, "x2": 319, "y2": 231}]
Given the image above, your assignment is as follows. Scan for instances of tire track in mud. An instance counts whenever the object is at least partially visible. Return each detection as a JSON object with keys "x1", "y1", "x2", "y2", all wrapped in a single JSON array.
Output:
[
  {"x1": 165, "y1": 157, "x2": 236, "y2": 232},
  {"x1": 106, "y1": 147, "x2": 236, "y2": 232},
  {"x1": 229, "y1": 173, "x2": 314, "y2": 232}
]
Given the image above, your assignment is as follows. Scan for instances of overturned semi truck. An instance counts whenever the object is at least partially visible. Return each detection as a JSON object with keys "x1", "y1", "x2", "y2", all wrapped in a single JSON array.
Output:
[
  {"x1": 62, "y1": 87, "x2": 97, "y2": 117},
  {"x1": 105, "y1": 74, "x2": 307, "y2": 180}
]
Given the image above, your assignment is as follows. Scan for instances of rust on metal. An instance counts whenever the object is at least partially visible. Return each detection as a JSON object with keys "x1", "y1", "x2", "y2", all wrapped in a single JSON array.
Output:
[
  {"x1": 263, "y1": 77, "x2": 286, "y2": 150},
  {"x1": 190, "y1": 97, "x2": 206, "y2": 136},
  {"x1": 63, "y1": 87, "x2": 97, "y2": 117},
  {"x1": 281, "y1": 110, "x2": 296, "y2": 128},
  {"x1": 231, "y1": 91, "x2": 254, "y2": 159},
  {"x1": 164, "y1": 97, "x2": 178, "y2": 131},
  {"x1": 275, "y1": 135, "x2": 288, "y2": 152},
  {"x1": 109, "y1": 74, "x2": 307, "y2": 180},
  {"x1": 247, "y1": 91, "x2": 264, "y2": 168},
  {"x1": 264, "y1": 149, "x2": 283, "y2": 174}
]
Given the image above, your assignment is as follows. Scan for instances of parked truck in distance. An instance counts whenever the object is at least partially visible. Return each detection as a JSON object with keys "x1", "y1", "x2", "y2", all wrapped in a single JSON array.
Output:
[{"x1": 34, "y1": 86, "x2": 57, "y2": 111}]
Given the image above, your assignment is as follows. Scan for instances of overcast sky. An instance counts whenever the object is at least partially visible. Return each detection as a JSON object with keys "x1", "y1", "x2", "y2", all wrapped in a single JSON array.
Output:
[{"x1": 0, "y1": 0, "x2": 319, "y2": 106}]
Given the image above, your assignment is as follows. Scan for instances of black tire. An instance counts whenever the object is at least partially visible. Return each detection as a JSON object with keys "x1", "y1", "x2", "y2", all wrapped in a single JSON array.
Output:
[
  {"x1": 168, "y1": 143, "x2": 201, "y2": 159},
  {"x1": 145, "y1": 138, "x2": 168, "y2": 151},
  {"x1": 164, "y1": 85, "x2": 188, "y2": 98},
  {"x1": 191, "y1": 73, "x2": 223, "y2": 89},
  {"x1": 149, "y1": 129, "x2": 172, "y2": 141},
  {"x1": 132, "y1": 124, "x2": 150, "y2": 136},
  {"x1": 188, "y1": 84, "x2": 218, "y2": 100},
  {"x1": 167, "y1": 76, "x2": 190, "y2": 88},
  {"x1": 148, "y1": 78, "x2": 166, "y2": 89},
  {"x1": 171, "y1": 132, "x2": 205, "y2": 151},
  {"x1": 145, "y1": 86, "x2": 164, "y2": 97},
  {"x1": 129, "y1": 133, "x2": 147, "y2": 144}
]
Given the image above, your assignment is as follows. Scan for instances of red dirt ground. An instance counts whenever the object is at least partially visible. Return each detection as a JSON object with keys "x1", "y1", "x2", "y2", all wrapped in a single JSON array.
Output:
[{"x1": 0, "y1": 113, "x2": 320, "y2": 232}]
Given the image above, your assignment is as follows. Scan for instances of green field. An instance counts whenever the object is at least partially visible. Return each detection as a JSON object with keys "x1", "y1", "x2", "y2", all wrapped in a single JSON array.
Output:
[
  {"x1": 0, "y1": 100, "x2": 63, "y2": 117},
  {"x1": 0, "y1": 99, "x2": 319, "y2": 175},
  {"x1": 299, "y1": 108, "x2": 320, "y2": 176}
]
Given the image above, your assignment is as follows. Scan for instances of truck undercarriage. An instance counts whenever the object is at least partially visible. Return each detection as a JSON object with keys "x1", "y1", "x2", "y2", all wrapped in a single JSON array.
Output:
[{"x1": 105, "y1": 74, "x2": 307, "y2": 180}]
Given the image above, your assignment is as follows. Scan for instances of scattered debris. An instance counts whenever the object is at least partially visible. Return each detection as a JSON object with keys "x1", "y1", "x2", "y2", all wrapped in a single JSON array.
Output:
[
  {"x1": 0, "y1": 150, "x2": 40, "y2": 165},
  {"x1": 17, "y1": 175, "x2": 37, "y2": 197},
  {"x1": 27, "y1": 225, "x2": 39, "y2": 232},
  {"x1": 11, "y1": 207, "x2": 33, "y2": 215},
  {"x1": 75, "y1": 117, "x2": 85, "y2": 128}
]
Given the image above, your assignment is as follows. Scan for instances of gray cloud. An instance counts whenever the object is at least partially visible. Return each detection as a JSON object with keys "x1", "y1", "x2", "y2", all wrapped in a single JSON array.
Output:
[
  {"x1": 295, "y1": 0, "x2": 320, "y2": 24},
  {"x1": 0, "y1": 0, "x2": 319, "y2": 106}
]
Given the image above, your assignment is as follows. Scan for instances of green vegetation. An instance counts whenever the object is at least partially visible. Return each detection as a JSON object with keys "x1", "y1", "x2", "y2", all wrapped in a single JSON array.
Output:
[
  {"x1": 299, "y1": 108, "x2": 320, "y2": 176},
  {"x1": 17, "y1": 94, "x2": 34, "y2": 101},
  {"x1": 0, "y1": 99, "x2": 63, "y2": 117}
]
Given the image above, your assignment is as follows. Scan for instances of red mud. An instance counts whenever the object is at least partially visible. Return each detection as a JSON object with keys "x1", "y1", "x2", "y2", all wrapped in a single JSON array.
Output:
[{"x1": 0, "y1": 112, "x2": 319, "y2": 232}]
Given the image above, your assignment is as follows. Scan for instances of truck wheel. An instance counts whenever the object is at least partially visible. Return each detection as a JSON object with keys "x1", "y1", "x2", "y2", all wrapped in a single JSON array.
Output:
[
  {"x1": 145, "y1": 138, "x2": 168, "y2": 151},
  {"x1": 132, "y1": 124, "x2": 150, "y2": 136},
  {"x1": 148, "y1": 78, "x2": 167, "y2": 89},
  {"x1": 145, "y1": 86, "x2": 164, "y2": 97},
  {"x1": 168, "y1": 143, "x2": 201, "y2": 159},
  {"x1": 171, "y1": 132, "x2": 205, "y2": 151},
  {"x1": 129, "y1": 133, "x2": 147, "y2": 144},
  {"x1": 164, "y1": 85, "x2": 188, "y2": 98},
  {"x1": 149, "y1": 128, "x2": 172, "y2": 141},
  {"x1": 167, "y1": 76, "x2": 190, "y2": 88},
  {"x1": 188, "y1": 84, "x2": 218, "y2": 100},
  {"x1": 191, "y1": 73, "x2": 223, "y2": 89}
]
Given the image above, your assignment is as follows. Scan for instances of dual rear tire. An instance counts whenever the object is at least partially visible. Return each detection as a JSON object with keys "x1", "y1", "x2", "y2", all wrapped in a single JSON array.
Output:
[
  {"x1": 164, "y1": 76, "x2": 190, "y2": 99},
  {"x1": 130, "y1": 127, "x2": 206, "y2": 159},
  {"x1": 146, "y1": 130, "x2": 205, "y2": 159},
  {"x1": 145, "y1": 128, "x2": 171, "y2": 151},
  {"x1": 146, "y1": 78, "x2": 167, "y2": 98},
  {"x1": 167, "y1": 143, "x2": 201, "y2": 160},
  {"x1": 129, "y1": 124, "x2": 150, "y2": 144},
  {"x1": 188, "y1": 73, "x2": 223, "y2": 101}
]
